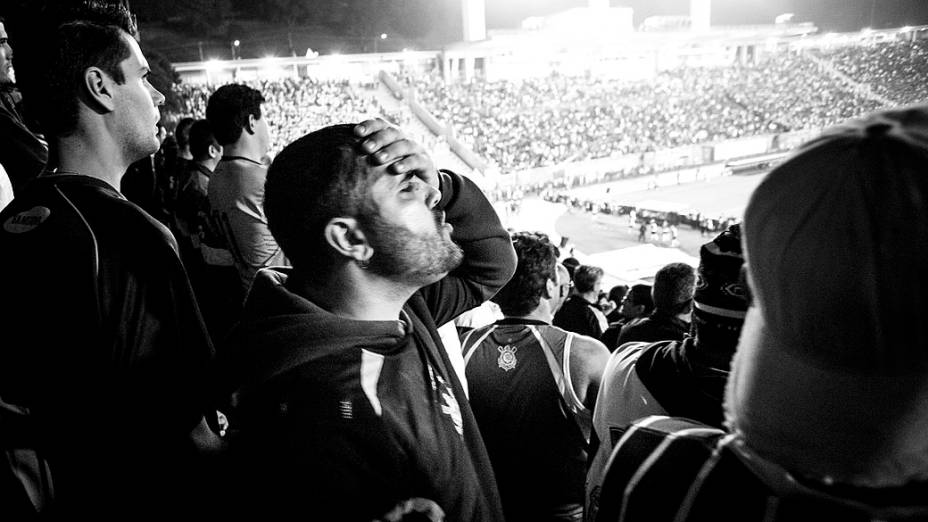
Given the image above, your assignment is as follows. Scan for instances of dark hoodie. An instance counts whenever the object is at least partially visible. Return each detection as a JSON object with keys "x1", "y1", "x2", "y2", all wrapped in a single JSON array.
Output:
[{"x1": 219, "y1": 170, "x2": 515, "y2": 521}]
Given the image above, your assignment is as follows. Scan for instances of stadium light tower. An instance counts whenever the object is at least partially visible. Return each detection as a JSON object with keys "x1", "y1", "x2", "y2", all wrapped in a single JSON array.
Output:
[
  {"x1": 690, "y1": 0, "x2": 711, "y2": 32},
  {"x1": 461, "y1": 0, "x2": 486, "y2": 42}
]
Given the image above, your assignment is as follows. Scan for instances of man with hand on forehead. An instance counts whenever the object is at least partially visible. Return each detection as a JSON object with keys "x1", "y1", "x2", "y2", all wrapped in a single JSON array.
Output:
[{"x1": 219, "y1": 120, "x2": 515, "y2": 521}]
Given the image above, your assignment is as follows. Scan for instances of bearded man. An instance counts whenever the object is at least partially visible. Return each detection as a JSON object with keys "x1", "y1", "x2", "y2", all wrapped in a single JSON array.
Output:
[{"x1": 217, "y1": 121, "x2": 516, "y2": 521}]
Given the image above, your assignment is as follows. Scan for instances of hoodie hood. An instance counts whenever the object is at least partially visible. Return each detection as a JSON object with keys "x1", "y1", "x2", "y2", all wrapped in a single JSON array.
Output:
[{"x1": 220, "y1": 267, "x2": 410, "y2": 396}]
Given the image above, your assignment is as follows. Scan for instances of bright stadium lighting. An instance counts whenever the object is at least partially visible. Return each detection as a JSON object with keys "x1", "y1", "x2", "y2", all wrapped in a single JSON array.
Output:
[
  {"x1": 380, "y1": 33, "x2": 388, "y2": 40},
  {"x1": 233, "y1": 39, "x2": 241, "y2": 46},
  {"x1": 206, "y1": 59, "x2": 223, "y2": 71}
]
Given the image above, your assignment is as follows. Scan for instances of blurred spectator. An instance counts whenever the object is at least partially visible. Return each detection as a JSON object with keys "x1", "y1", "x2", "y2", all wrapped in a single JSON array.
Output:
[
  {"x1": 585, "y1": 225, "x2": 747, "y2": 517},
  {"x1": 0, "y1": 15, "x2": 47, "y2": 193},
  {"x1": 604, "y1": 285, "x2": 628, "y2": 323},
  {"x1": 589, "y1": 104, "x2": 928, "y2": 522},
  {"x1": 553, "y1": 264, "x2": 609, "y2": 339},
  {"x1": 615, "y1": 262, "x2": 695, "y2": 346},
  {"x1": 599, "y1": 283, "x2": 653, "y2": 351}
]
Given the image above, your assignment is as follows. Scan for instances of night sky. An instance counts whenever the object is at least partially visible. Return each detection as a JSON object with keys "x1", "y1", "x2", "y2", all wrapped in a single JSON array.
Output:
[{"x1": 486, "y1": 0, "x2": 928, "y2": 32}]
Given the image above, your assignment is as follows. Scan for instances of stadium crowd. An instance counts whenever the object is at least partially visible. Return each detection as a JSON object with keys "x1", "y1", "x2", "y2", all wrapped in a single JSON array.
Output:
[
  {"x1": 403, "y1": 48, "x2": 898, "y2": 173},
  {"x1": 174, "y1": 77, "x2": 402, "y2": 157},
  {"x1": 2, "y1": 2, "x2": 928, "y2": 521},
  {"x1": 816, "y1": 39, "x2": 928, "y2": 107}
]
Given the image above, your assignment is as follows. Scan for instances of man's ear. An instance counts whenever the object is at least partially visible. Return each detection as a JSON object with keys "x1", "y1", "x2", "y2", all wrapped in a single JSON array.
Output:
[
  {"x1": 209, "y1": 144, "x2": 222, "y2": 159},
  {"x1": 84, "y1": 67, "x2": 116, "y2": 112},
  {"x1": 324, "y1": 217, "x2": 372, "y2": 264},
  {"x1": 246, "y1": 113, "x2": 257, "y2": 135},
  {"x1": 544, "y1": 278, "x2": 556, "y2": 300}
]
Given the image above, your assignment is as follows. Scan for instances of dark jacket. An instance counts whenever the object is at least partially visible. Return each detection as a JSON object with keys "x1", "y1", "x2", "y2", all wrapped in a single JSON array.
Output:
[
  {"x1": 0, "y1": 174, "x2": 215, "y2": 515},
  {"x1": 615, "y1": 311, "x2": 690, "y2": 347},
  {"x1": 219, "y1": 170, "x2": 516, "y2": 521},
  {"x1": 554, "y1": 295, "x2": 605, "y2": 339}
]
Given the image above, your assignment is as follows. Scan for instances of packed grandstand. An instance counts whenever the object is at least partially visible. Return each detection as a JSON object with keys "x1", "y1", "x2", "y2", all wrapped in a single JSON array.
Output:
[
  {"x1": 174, "y1": 37, "x2": 928, "y2": 172},
  {"x1": 167, "y1": 33, "x2": 928, "y2": 231}
]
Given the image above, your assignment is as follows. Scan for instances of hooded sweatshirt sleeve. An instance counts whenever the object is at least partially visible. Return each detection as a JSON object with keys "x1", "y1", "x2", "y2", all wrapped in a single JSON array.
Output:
[{"x1": 420, "y1": 169, "x2": 516, "y2": 327}]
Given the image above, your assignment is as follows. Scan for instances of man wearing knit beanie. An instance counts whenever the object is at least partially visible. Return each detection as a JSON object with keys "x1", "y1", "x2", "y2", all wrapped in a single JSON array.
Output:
[
  {"x1": 585, "y1": 224, "x2": 747, "y2": 516},
  {"x1": 587, "y1": 106, "x2": 928, "y2": 522}
]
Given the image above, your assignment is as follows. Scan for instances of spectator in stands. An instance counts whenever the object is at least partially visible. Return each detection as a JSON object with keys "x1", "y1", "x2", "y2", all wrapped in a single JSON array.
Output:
[
  {"x1": 0, "y1": 15, "x2": 47, "y2": 193},
  {"x1": 615, "y1": 262, "x2": 695, "y2": 347},
  {"x1": 218, "y1": 121, "x2": 515, "y2": 520},
  {"x1": 604, "y1": 285, "x2": 628, "y2": 323},
  {"x1": 585, "y1": 224, "x2": 746, "y2": 516},
  {"x1": 554, "y1": 264, "x2": 609, "y2": 339},
  {"x1": 562, "y1": 256, "x2": 580, "y2": 280},
  {"x1": 206, "y1": 83, "x2": 287, "y2": 295},
  {"x1": 162, "y1": 115, "x2": 195, "y2": 214},
  {"x1": 175, "y1": 118, "x2": 221, "y2": 258},
  {"x1": 462, "y1": 232, "x2": 609, "y2": 522},
  {"x1": 599, "y1": 283, "x2": 653, "y2": 351},
  {"x1": 0, "y1": 11, "x2": 219, "y2": 516},
  {"x1": 590, "y1": 106, "x2": 928, "y2": 522}
]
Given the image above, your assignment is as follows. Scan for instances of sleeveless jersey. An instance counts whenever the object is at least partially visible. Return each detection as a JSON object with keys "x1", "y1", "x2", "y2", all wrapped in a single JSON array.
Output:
[{"x1": 463, "y1": 320, "x2": 591, "y2": 521}]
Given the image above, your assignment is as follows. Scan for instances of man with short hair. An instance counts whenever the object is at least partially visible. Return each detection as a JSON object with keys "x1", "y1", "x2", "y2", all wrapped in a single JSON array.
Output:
[
  {"x1": 175, "y1": 118, "x2": 222, "y2": 257},
  {"x1": 590, "y1": 106, "x2": 928, "y2": 521},
  {"x1": 0, "y1": 14, "x2": 217, "y2": 515},
  {"x1": 218, "y1": 121, "x2": 515, "y2": 520},
  {"x1": 206, "y1": 83, "x2": 286, "y2": 294},
  {"x1": 462, "y1": 233, "x2": 610, "y2": 521},
  {"x1": 600, "y1": 283, "x2": 653, "y2": 350},
  {"x1": 615, "y1": 262, "x2": 695, "y2": 346},
  {"x1": 553, "y1": 264, "x2": 609, "y2": 339},
  {"x1": 0, "y1": 15, "x2": 47, "y2": 193}
]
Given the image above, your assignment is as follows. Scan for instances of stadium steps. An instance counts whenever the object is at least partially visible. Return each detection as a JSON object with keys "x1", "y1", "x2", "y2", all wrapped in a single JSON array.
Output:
[
  {"x1": 805, "y1": 52, "x2": 895, "y2": 107},
  {"x1": 371, "y1": 75, "x2": 479, "y2": 182}
]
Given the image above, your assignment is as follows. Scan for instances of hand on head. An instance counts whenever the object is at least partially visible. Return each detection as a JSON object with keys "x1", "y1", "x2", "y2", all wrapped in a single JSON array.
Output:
[{"x1": 355, "y1": 118, "x2": 438, "y2": 191}]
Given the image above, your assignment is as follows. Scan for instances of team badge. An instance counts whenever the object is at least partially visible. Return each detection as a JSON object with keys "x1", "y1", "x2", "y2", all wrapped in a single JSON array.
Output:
[
  {"x1": 497, "y1": 345, "x2": 518, "y2": 372},
  {"x1": 3, "y1": 206, "x2": 51, "y2": 234}
]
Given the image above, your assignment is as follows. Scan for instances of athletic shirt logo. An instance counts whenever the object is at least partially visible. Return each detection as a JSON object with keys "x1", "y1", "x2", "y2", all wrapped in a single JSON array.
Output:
[
  {"x1": 3, "y1": 206, "x2": 51, "y2": 234},
  {"x1": 497, "y1": 345, "x2": 518, "y2": 372}
]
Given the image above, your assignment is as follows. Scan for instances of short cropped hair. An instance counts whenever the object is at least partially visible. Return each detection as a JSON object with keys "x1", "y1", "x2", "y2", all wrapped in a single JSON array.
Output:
[
  {"x1": 492, "y1": 233, "x2": 559, "y2": 317},
  {"x1": 13, "y1": 1, "x2": 138, "y2": 138},
  {"x1": 205, "y1": 84, "x2": 265, "y2": 146},
  {"x1": 627, "y1": 284, "x2": 654, "y2": 314},
  {"x1": 574, "y1": 265, "x2": 604, "y2": 294},
  {"x1": 25, "y1": 22, "x2": 131, "y2": 138},
  {"x1": 265, "y1": 123, "x2": 370, "y2": 276},
  {"x1": 608, "y1": 284, "x2": 629, "y2": 304},
  {"x1": 175, "y1": 117, "x2": 196, "y2": 149},
  {"x1": 188, "y1": 119, "x2": 219, "y2": 161},
  {"x1": 652, "y1": 262, "x2": 696, "y2": 315}
]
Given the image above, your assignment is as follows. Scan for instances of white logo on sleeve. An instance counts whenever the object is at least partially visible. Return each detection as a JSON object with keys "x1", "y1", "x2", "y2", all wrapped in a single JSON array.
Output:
[{"x1": 3, "y1": 206, "x2": 51, "y2": 234}]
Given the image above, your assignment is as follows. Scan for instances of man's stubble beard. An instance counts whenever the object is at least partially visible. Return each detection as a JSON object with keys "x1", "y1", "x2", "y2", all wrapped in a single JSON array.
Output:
[{"x1": 361, "y1": 210, "x2": 463, "y2": 285}]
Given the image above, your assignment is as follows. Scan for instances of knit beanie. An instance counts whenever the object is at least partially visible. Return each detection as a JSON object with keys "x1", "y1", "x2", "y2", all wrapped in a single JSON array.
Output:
[
  {"x1": 692, "y1": 223, "x2": 747, "y2": 335},
  {"x1": 725, "y1": 105, "x2": 928, "y2": 488}
]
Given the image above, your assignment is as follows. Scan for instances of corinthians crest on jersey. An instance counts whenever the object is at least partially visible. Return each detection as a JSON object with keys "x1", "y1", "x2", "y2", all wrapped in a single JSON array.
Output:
[{"x1": 497, "y1": 344, "x2": 518, "y2": 371}]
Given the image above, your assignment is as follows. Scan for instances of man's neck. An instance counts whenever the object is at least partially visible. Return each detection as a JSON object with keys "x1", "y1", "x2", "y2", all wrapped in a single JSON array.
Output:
[
  {"x1": 579, "y1": 291, "x2": 598, "y2": 304},
  {"x1": 55, "y1": 132, "x2": 132, "y2": 190},
  {"x1": 506, "y1": 305, "x2": 553, "y2": 324},
  {"x1": 196, "y1": 158, "x2": 218, "y2": 173},
  {"x1": 289, "y1": 267, "x2": 418, "y2": 322},
  {"x1": 222, "y1": 140, "x2": 264, "y2": 165}
]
